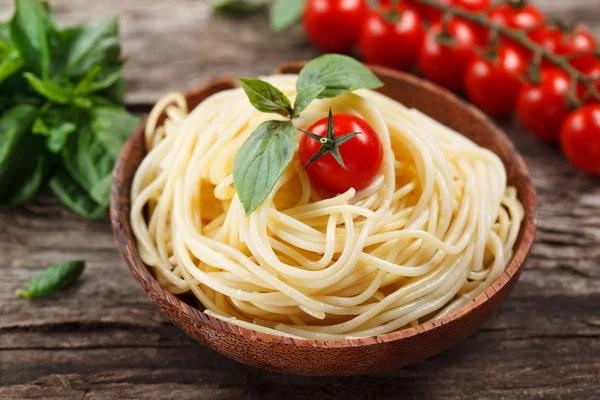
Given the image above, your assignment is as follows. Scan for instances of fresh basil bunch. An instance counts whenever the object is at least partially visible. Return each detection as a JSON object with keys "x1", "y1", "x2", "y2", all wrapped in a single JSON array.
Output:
[
  {"x1": 234, "y1": 54, "x2": 383, "y2": 215},
  {"x1": 0, "y1": 0, "x2": 141, "y2": 219}
]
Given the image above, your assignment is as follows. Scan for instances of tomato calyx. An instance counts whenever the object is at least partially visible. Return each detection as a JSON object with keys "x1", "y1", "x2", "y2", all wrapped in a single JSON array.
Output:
[{"x1": 298, "y1": 108, "x2": 362, "y2": 170}]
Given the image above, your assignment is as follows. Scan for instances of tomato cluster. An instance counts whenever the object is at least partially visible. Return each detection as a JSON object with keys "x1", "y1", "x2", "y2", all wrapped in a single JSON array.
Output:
[{"x1": 302, "y1": 0, "x2": 600, "y2": 175}]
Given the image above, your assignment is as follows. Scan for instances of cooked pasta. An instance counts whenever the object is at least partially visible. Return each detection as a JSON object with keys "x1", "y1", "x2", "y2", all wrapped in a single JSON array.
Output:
[{"x1": 130, "y1": 75, "x2": 524, "y2": 340}]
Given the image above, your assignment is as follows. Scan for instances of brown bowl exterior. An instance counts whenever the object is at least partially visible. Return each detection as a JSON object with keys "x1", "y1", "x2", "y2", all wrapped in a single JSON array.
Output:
[{"x1": 110, "y1": 63, "x2": 537, "y2": 376}]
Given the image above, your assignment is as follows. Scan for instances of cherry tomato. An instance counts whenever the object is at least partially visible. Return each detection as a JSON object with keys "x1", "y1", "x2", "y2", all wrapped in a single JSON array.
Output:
[
  {"x1": 529, "y1": 25, "x2": 564, "y2": 67},
  {"x1": 530, "y1": 25, "x2": 597, "y2": 70},
  {"x1": 562, "y1": 27, "x2": 597, "y2": 71},
  {"x1": 451, "y1": 0, "x2": 491, "y2": 12},
  {"x1": 408, "y1": 0, "x2": 449, "y2": 24},
  {"x1": 299, "y1": 114, "x2": 384, "y2": 193},
  {"x1": 359, "y1": 2, "x2": 425, "y2": 70},
  {"x1": 516, "y1": 68, "x2": 575, "y2": 142},
  {"x1": 581, "y1": 61, "x2": 600, "y2": 104},
  {"x1": 409, "y1": 0, "x2": 488, "y2": 24},
  {"x1": 417, "y1": 18, "x2": 481, "y2": 92},
  {"x1": 560, "y1": 105, "x2": 600, "y2": 175},
  {"x1": 488, "y1": 3, "x2": 545, "y2": 52},
  {"x1": 303, "y1": 0, "x2": 366, "y2": 54},
  {"x1": 464, "y1": 45, "x2": 528, "y2": 118}
]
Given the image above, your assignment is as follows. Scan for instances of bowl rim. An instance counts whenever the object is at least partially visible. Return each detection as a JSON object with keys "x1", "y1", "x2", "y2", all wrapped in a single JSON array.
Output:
[{"x1": 111, "y1": 62, "x2": 538, "y2": 349}]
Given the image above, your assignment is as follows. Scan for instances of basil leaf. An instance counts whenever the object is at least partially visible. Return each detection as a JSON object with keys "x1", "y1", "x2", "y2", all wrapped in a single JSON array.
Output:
[
  {"x1": 297, "y1": 54, "x2": 383, "y2": 98},
  {"x1": 15, "y1": 260, "x2": 85, "y2": 299},
  {"x1": 239, "y1": 78, "x2": 293, "y2": 118},
  {"x1": 33, "y1": 112, "x2": 77, "y2": 153},
  {"x1": 62, "y1": 124, "x2": 114, "y2": 195},
  {"x1": 211, "y1": 0, "x2": 269, "y2": 15},
  {"x1": 23, "y1": 72, "x2": 72, "y2": 104},
  {"x1": 92, "y1": 106, "x2": 141, "y2": 159},
  {"x1": 0, "y1": 104, "x2": 42, "y2": 204},
  {"x1": 293, "y1": 85, "x2": 325, "y2": 117},
  {"x1": 63, "y1": 16, "x2": 120, "y2": 78},
  {"x1": 76, "y1": 62, "x2": 124, "y2": 95},
  {"x1": 2, "y1": 154, "x2": 50, "y2": 206},
  {"x1": 89, "y1": 174, "x2": 112, "y2": 207},
  {"x1": 0, "y1": 27, "x2": 25, "y2": 85},
  {"x1": 99, "y1": 76, "x2": 126, "y2": 105},
  {"x1": 270, "y1": 0, "x2": 306, "y2": 33},
  {"x1": 49, "y1": 167, "x2": 106, "y2": 219},
  {"x1": 233, "y1": 120, "x2": 295, "y2": 215},
  {"x1": 10, "y1": 0, "x2": 55, "y2": 76}
]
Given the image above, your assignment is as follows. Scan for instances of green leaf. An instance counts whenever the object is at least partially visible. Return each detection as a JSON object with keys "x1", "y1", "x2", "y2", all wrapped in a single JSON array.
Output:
[
  {"x1": 33, "y1": 111, "x2": 78, "y2": 153},
  {"x1": 270, "y1": 0, "x2": 306, "y2": 33},
  {"x1": 63, "y1": 16, "x2": 121, "y2": 78},
  {"x1": 62, "y1": 124, "x2": 114, "y2": 195},
  {"x1": 76, "y1": 62, "x2": 124, "y2": 94},
  {"x1": 10, "y1": 0, "x2": 55, "y2": 76},
  {"x1": 15, "y1": 260, "x2": 85, "y2": 299},
  {"x1": 49, "y1": 167, "x2": 106, "y2": 219},
  {"x1": 233, "y1": 120, "x2": 295, "y2": 215},
  {"x1": 89, "y1": 174, "x2": 112, "y2": 207},
  {"x1": 211, "y1": 0, "x2": 269, "y2": 15},
  {"x1": 292, "y1": 85, "x2": 325, "y2": 117},
  {"x1": 92, "y1": 106, "x2": 141, "y2": 159},
  {"x1": 0, "y1": 104, "x2": 45, "y2": 205},
  {"x1": 297, "y1": 54, "x2": 383, "y2": 98},
  {"x1": 23, "y1": 72, "x2": 72, "y2": 104},
  {"x1": 239, "y1": 78, "x2": 293, "y2": 118},
  {"x1": 98, "y1": 76, "x2": 126, "y2": 105}
]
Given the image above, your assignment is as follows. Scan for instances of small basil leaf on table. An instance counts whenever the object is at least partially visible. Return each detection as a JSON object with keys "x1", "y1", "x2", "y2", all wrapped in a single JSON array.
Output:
[
  {"x1": 211, "y1": 0, "x2": 269, "y2": 16},
  {"x1": 62, "y1": 16, "x2": 121, "y2": 78},
  {"x1": 297, "y1": 54, "x2": 383, "y2": 98},
  {"x1": 49, "y1": 167, "x2": 106, "y2": 219},
  {"x1": 9, "y1": 0, "x2": 56, "y2": 77},
  {"x1": 15, "y1": 260, "x2": 85, "y2": 300},
  {"x1": 92, "y1": 106, "x2": 142, "y2": 159},
  {"x1": 233, "y1": 120, "x2": 296, "y2": 215},
  {"x1": 270, "y1": 0, "x2": 307, "y2": 33},
  {"x1": 239, "y1": 78, "x2": 294, "y2": 118},
  {"x1": 23, "y1": 72, "x2": 72, "y2": 104},
  {"x1": 293, "y1": 85, "x2": 325, "y2": 117}
]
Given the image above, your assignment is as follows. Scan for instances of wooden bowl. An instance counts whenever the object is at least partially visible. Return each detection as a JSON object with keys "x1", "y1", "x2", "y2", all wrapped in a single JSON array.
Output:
[{"x1": 111, "y1": 62, "x2": 537, "y2": 376}]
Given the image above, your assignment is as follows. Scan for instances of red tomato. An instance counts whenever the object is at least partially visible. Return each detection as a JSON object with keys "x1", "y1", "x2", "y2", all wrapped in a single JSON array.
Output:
[
  {"x1": 409, "y1": 0, "x2": 488, "y2": 24},
  {"x1": 529, "y1": 25, "x2": 564, "y2": 67},
  {"x1": 516, "y1": 68, "x2": 575, "y2": 142},
  {"x1": 303, "y1": 0, "x2": 366, "y2": 53},
  {"x1": 488, "y1": 3, "x2": 545, "y2": 30},
  {"x1": 408, "y1": 0, "x2": 449, "y2": 24},
  {"x1": 299, "y1": 114, "x2": 384, "y2": 193},
  {"x1": 560, "y1": 105, "x2": 600, "y2": 175},
  {"x1": 359, "y1": 2, "x2": 425, "y2": 70},
  {"x1": 488, "y1": 3, "x2": 545, "y2": 52},
  {"x1": 417, "y1": 18, "x2": 481, "y2": 92},
  {"x1": 530, "y1": 26, "x2": 597, "y2": 70},
  {"x1": 562, "y1": 27, "x2": 597, "y2": 71},
  {"x1": 451, "y1": 0, "x2": 491, "y2": 12},
  {"x1": 464, "y1": 45, "x2": 528, "y2": 118},
  {"x1": 581, "y1": 61, "x2": 600, "y2": 104}
]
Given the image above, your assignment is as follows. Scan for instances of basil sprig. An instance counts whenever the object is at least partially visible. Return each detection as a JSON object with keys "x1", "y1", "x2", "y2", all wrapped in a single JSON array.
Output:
[
  {"x1": 233, "y1": 54, "x2": 382, "y2": 215},
  {"x1": 0, "y1": 0, "x2": 141, "y2": 219},
  {"x1": 15, "y1": 260, "x2": 85, "y2": 299}
]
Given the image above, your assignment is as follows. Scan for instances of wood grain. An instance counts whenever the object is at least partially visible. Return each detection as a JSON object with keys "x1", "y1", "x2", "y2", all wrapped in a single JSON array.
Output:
[{"x1": 0, "y1": 0, "x2": 599, "y2": 397}]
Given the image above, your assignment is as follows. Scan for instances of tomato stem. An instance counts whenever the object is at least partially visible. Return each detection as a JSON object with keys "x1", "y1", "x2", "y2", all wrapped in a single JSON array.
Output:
[
  {"x1": 298, "y1": 108, "x2": 362, "y2": 170},
  {"x1": 412, "y1": 0, "x2": 600, "y2": 103}
]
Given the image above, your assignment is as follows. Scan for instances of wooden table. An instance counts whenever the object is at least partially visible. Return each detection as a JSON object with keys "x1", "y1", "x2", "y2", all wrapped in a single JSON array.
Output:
[{"x1": 1, "y1": 0, "x2": 599, "y2": 398}]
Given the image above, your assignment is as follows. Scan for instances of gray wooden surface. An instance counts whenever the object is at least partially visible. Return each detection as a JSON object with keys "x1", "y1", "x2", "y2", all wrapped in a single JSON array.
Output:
[{"x1": 1, "y1": 0, "x2": 599, "y2": 399}]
